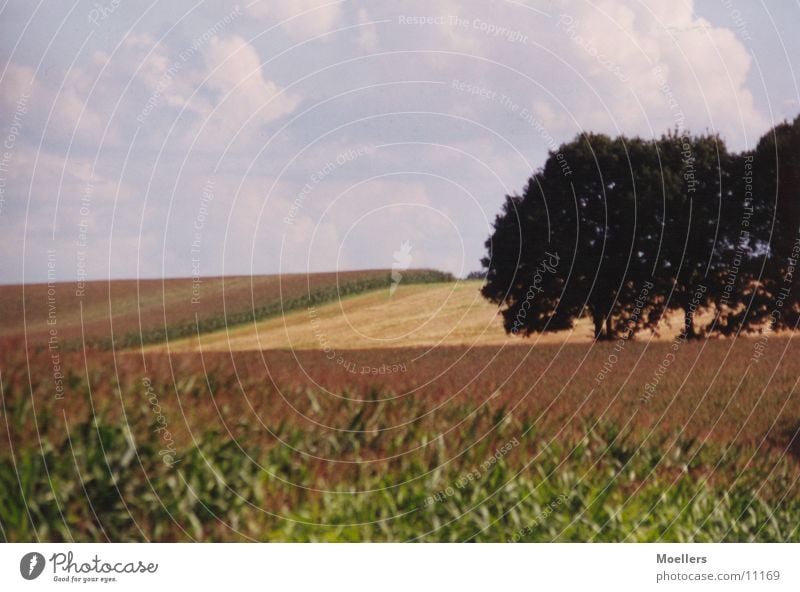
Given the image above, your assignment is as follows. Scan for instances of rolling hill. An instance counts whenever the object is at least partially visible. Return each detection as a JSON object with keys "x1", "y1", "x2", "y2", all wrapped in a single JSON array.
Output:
[
  {"x1": 155, "y1": 278, "x2": 719, "y2": 353},
  {"x1": 0, "y1": 269, "x2": 452, "y2": 350}
]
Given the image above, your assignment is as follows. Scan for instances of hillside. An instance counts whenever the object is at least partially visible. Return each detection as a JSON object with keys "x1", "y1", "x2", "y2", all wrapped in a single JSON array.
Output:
[
  {"x1": 158, "y1": 279, "x2": 721, "y2": 353},
  {"x1": 0, "y1": 269, "x2": 452, "y2": 350},
  {"x1": 3, "y1": 273, "x2": 799, "y2": 543}
]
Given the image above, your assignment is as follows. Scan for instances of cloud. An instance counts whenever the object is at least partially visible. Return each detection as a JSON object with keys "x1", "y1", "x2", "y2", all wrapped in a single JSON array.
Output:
[
  {"x1": 246, "y1": 0, "x2": 342, "y2": 39},
  {"x1": 192, "y1": 35, "x2": 300, "y2": 146},
  {"x1": 3, "y1": 30, "x2": 300, "y2": 151},
  {"x1": 0, "y1": 0, "x2": 783, "y2": 283},
  {"x1": 545, "y1": 0, "x2": 766, "y2": 148},
  {"x1": 356, "y1": 8, "x2": 378, "y2": 51},
  {"x1": 355, "y1": 0, "x2": 766, "y2": 150},
  {"x1": 0, "y1": 63, "x2": 36, "y2": 110},
  {"x1": 0, "y1": 60, "x2": 107, "y2": 145}
]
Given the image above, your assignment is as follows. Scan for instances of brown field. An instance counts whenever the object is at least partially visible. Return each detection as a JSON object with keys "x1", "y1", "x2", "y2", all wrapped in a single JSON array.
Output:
[{"x1": 7, "y1": 336, "x2": 799, "y2": 455}]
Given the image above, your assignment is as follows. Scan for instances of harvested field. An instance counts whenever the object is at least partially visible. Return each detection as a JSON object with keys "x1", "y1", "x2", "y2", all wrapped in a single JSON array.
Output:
[{"x1": 158, "y1": 280, "x2": 721, "y2": 353}]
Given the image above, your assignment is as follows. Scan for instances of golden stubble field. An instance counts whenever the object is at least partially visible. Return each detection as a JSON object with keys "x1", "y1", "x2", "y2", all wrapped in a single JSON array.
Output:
[{"x1": 156, "y1": 280, "x2": 722, "y2": 353}]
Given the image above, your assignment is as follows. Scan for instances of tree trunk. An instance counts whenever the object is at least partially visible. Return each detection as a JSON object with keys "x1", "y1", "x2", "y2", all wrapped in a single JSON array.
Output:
[
  {"x1": 683, "y1": 307, "x2": 696, "y2": 339},
  {"x1": 594, "y1": 315, "x2": 604, "y2": 340}
]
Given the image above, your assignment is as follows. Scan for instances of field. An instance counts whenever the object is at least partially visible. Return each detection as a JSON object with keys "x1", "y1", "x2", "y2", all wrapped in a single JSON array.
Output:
[
  {"x1": 156, "y1": 280, "x2": 567, "y2": 353},
  {"x1": 158, "y1": 280, "x2": 719, "y2": 353},
  {"x1": 0, "y1": 269, "x2": 452, "y2": 350},
  {"x1": 2, "y1": 274, "x2": 800, "y2": 542}
]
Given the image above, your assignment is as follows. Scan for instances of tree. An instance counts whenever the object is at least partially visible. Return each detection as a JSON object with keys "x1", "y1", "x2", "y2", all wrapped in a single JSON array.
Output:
[
  {"x1": 480, "y1": 186, "x2": 577, "y2": 336},
  {"x1": 655, "y1": 132, "x2": 730, "y2": 338},
  {"x1": 482, "y1": 121, "x2": 800, "y2": 341},
  {"x1": 754, "y1": 115, "x2": 800, "y2": 331},
  {"x1": 482, "y1": 133, "x2": 665, "y2": 340},
  {"x1": 709, "y1": 116, "x2": 800, "y2": 335},
  {"x1": 706, "y1": 149, "x2": 771, "y2": 335}
]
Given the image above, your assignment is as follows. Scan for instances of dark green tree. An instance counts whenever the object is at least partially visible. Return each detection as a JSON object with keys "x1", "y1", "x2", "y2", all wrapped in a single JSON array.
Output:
[
  {"x1": 482, "y1": 134, "x2": 665, "y2": 340},
  {"x1": 755, "y1": 115, "x2": 800, "y2": 331},
  {"x1": 654, "y1": 132, "x2": 730, "y2": 338},
  {"x1": 482, "y1": 120, "x2": 800, "y2": 340}
]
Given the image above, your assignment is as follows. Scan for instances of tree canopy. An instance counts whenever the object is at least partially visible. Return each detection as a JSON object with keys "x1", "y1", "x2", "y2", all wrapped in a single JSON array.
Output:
[{"x1": 481, "y1": 115, "x2": 800, "y2": 340}]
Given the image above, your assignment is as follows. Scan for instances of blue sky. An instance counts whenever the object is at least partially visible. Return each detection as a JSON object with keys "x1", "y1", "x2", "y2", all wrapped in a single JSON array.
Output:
[{"x1": 1, "y1": 0, "x2": 799, "y2": 283}]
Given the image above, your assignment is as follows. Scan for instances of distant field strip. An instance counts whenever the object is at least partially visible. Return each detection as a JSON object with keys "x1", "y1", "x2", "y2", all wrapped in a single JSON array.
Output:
[
  {"x1": 160, "y1": 280, "x2": 711, "y2": 352},
  {"x1": 111, "y1": 270, "x2": 452, "y2": 350},
  {"x1": 0, "y1": 269, "x2": 452, "y2": 350},
  {"x1": 158, "y1": 281, "x2": 510, "y2": 352}
]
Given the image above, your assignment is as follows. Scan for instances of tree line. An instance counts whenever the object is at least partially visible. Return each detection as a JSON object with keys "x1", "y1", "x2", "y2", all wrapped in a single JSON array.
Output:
[{"x1": 481, "y1": 115, "x2": 800, "y2": 340}]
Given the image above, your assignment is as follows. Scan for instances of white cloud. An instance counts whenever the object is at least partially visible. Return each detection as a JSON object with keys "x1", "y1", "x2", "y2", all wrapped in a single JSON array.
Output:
[
  {"x1": 356, "y1": 8, "x2": 378, "y2": 51},
  {"x1": 0, "y1": 63, "x2": 37, "y2": 110},
  {"x1": 4, "y1": 32, "x2": 300, "y2": 151},
  {"x1": 194, "y1": 35, "x2": 300, "y2": 145},
  {"x1": 354, "y1": 0, "x2": 767, "y2": 150},
  {"x1": 545, "y1": 0, "x2": 767, "y2": 147},
  {"x1": 246, "y1": 0, "x2": 342, "y2": 39}
]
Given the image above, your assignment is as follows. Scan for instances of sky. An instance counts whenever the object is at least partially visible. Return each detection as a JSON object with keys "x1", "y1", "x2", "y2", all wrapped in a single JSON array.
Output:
[{"x1": 1, "y1": 0, "x2": 799, "y2": 284}]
